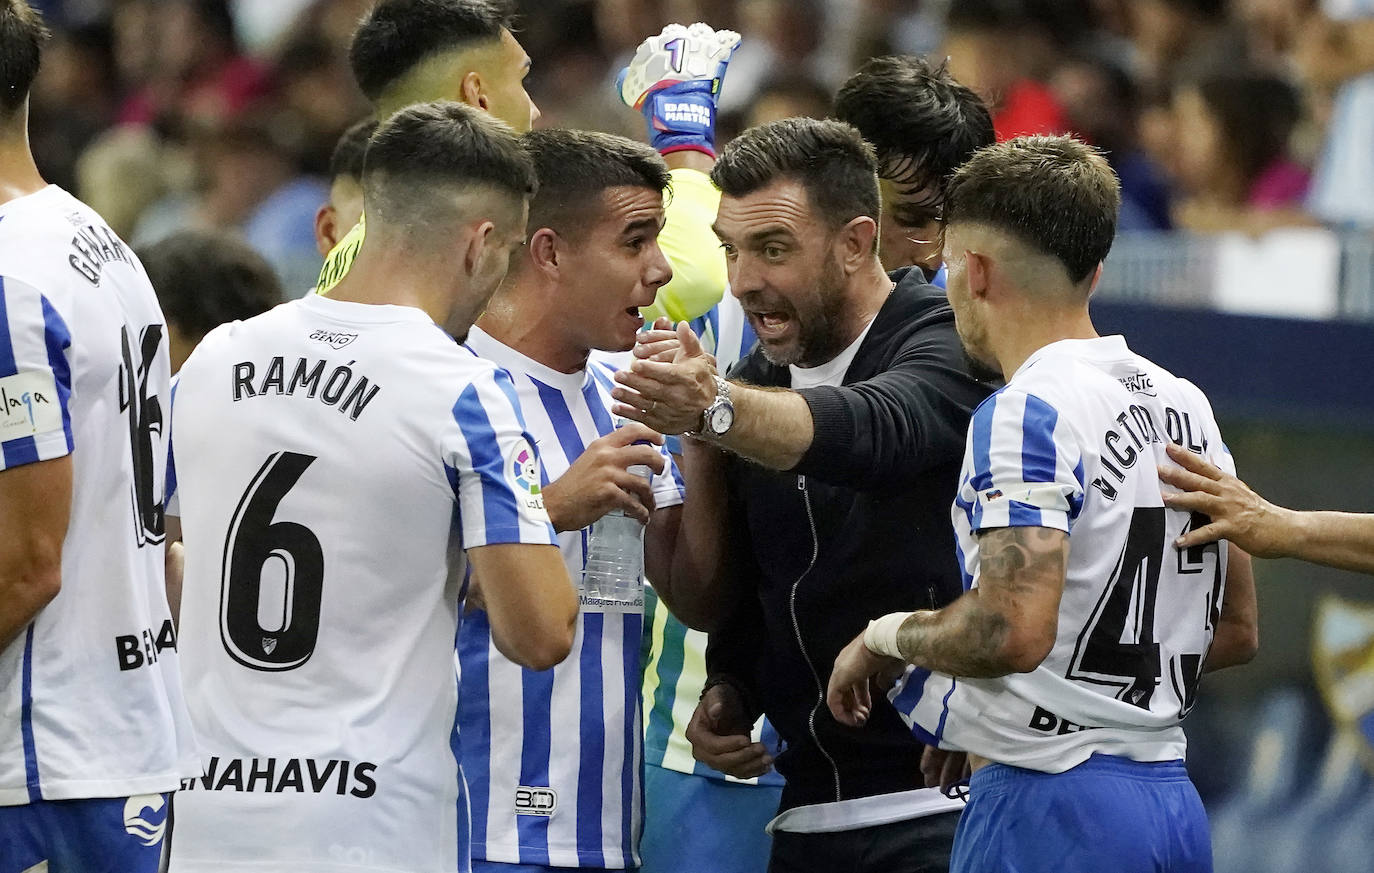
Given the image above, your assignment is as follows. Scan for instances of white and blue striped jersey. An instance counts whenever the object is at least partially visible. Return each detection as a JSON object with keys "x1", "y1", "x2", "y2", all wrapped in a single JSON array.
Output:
[
  {"x1": 0, "y1": 185, "x2": 198, "y2": 806},
  {"x1": 460, "y1": 326, "x2": 684, "y2": 868},
  {"x1": 891, "y1": 336, "x2": 1233, "y2": 773},
  {"x1": 166, "y1": 294, "x2": 556, "y2": 873}
]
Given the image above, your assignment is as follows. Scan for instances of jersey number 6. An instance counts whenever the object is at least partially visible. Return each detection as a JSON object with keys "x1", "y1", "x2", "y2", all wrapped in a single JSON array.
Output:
[{"x1": 220, "y1": 451, "x2": 324, "y2": 671}]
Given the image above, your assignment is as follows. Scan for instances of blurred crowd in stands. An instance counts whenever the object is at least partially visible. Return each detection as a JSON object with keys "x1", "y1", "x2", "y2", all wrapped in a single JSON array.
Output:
[{"x1": 25, "y1": 0, "x2": 1374, "y2": 295}]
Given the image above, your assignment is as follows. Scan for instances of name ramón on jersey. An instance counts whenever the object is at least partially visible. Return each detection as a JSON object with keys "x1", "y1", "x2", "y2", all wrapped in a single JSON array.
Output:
[
  {"x1": 1090, "y1": 402, "x2": 1211, "y2": 501},
  {"x1": 231, "y1": 357, "x2": 381, "y2": 422},
  {"x1": 65, "y1": 215, "x2": 135, "y2": 286},
  {"x1": 178, "y1": 756, "x2": 377, "y2": 798}
]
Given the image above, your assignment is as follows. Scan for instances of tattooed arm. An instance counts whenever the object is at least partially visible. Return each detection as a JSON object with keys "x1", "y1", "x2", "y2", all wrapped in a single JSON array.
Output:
[
  {"x1": 828, "y1": 526, "x2": 1069, "y2": 726},
  {"x1": 897, "y1": 526, "x2": 1069, "y2": 676}
]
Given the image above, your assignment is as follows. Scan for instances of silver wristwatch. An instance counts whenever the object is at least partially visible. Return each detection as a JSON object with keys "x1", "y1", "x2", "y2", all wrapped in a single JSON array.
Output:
[{"x1": 696, "y1": 375, "x2": 735, "y2": 439}]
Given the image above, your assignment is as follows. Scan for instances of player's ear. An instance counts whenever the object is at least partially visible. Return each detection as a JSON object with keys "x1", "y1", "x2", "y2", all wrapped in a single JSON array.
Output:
[
  {"x1": 966, "y1": 250, "x2": 992, "y2": 301},
  {"x1": 464, "y1": 219, "x2": 498, "y2": 277},
  {"x1": 460, "y1": 70, "x2": 488, "y2": 112},
  {"x1": 313, "y1": 204, "x2": 337, "y2": 258},
  {"x1": 527, "y1": 227, "x2": 560, "y2": 278},
  {"x1": 1083, "y1": 261, "x2": 1104, "y2": 299}
]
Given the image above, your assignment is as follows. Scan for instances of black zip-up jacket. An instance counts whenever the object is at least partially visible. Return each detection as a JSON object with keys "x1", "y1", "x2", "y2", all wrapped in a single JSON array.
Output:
[{"x1": 706, "y1": 267, "x2": 996, "y2": 813}]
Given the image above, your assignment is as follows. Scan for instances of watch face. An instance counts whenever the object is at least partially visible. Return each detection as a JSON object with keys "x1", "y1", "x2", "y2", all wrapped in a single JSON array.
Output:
[{"x1": 707, "y1": 403, "x2": 734, "y2": 434}]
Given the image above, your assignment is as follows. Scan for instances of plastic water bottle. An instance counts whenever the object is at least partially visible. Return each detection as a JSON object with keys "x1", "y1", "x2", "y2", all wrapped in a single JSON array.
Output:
[{"x1": 581, "y1": 431, "x2": 652, "y2": 612}]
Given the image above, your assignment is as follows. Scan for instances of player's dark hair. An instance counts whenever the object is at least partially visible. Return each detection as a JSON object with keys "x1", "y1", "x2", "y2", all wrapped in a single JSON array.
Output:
[
  {"x1": 138, "y1": 231, "x2": 281, "y2": 339},
  {"x1": 834, "y1": 55, "x2": 994, "y2": 212},
  {"x1": 945, "y1": 135, "x2": 1120, "y2": 284},
  {"x1": 521, "y1": 128, "x2": 668, "y2": 241},
  {"x1": 329, "y1": 118, "x2": 377, "y2": 185},
  {"x1": 0, "y1": 0, "x2": 48, "y2": 117},
  {"x1": 711, "y1": 117, "x2": 880, "y2": 232},
  {"x1": 1189, "y1": 72, "x2": 1301, "y2": 190},
  {"x1": 363, "y1": 100, "x2": 536, "y2": 231},
  {"x1": 349, "y1": 0, "x2": 512, "y2": 103}
]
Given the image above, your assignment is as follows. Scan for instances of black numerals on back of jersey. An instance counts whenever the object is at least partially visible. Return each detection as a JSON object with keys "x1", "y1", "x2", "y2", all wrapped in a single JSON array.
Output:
[
  {"x1": 1071, "y1": 507, "x2": 1165, "y2": 709},
  {"x1": 1069, "y1": 507, "x2": 1216, "y2": 714},
  {"x1": 120, "y1": 324, "x2": 165, "y2": 547},
  {"x1": 221, "y1": 451, "x2": 324, "y2": 672}
]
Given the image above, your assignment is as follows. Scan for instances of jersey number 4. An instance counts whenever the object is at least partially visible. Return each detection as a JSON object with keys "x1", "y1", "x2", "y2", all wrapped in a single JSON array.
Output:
[
  {"x1": 1068, "y1": 507, "x2": 1219, "y2": 715},
  {"x1": 220, "y1": 451, "x2": 324, "y2": 671}
]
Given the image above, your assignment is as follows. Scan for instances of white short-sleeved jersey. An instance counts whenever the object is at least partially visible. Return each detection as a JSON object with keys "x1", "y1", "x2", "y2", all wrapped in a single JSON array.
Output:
[
  {"x1": 459, "y1": 327, "x2": 683, "y2": 869},
  {"x1": 891, "y1": 336, "x2": 1233, "y2": 773},
  {"x1": 0, "y1": 185, "x2": 197, "y2": 806},
  {"x1": 167, "y1": 295, "x2": 556, "y2": 873}
]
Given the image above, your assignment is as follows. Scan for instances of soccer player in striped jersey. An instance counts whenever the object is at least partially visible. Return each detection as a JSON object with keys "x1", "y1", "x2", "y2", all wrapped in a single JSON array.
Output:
[
  {"x1": 166, "y1": 103, "x2": 578, "y2": 873},
  {"x1": 0, "y1": 3, "x2": 198, "y2": 869},
  {"x1": 828, "y1": 136, "x2": 1259, "y2": 873},
  {"x1": 457, "y1": 128, "x2": 687, "y2": 873}
]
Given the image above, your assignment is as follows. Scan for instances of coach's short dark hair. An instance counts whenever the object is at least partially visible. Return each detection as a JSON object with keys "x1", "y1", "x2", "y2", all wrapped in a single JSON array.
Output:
[
  {"x1": 834, "y1": 56, "x2": 994, "y2": 211},
  {"x1": 711, "y1": 118, "x2": 880, "y2": 232},
  {"x1": 139, "y1": 231, "x2": 280, "y2": 338},
  {"x1": 521, "y1": 128, "x2": 668, "y2": 240},
  {"x1": 329, "y1": 118, "x2": 377, "y2": 185},
  {"x1": 945, "y1": 136, "x2": 1120, "y2": 284},
  {"x1": 349, "y1": 0, "x2": 512, "y2": 103},
  {"x1": 0, "y1": 0, "x2": 48, "y2": 116},
  {"x1": 363, "y1": 100, "x2": 535, "y2": 230}
]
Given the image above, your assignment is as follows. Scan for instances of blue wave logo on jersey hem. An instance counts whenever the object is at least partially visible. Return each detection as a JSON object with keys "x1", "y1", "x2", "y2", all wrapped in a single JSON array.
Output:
[{"x1": 123, "y1": 793, "x2": 167, "y2": 847}]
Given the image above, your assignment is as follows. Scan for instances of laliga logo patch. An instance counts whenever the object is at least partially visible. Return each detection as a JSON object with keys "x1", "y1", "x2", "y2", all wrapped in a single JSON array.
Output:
[
  {"x1": 123, "y1": 793, "x2": 167, "y2": 847},
  {"x1": 508, "y1": 440, "x2": 541, "y2": 496}
]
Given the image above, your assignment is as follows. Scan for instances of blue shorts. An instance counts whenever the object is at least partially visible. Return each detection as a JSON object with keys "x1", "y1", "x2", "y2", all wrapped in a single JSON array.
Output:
[
  {"x1": 639, "y1": 762, "x2": 782, "y2": 873},
  {"x1": 951, "y1": 754, "x2": 1210, "y2": 873},
  {"x1": 0, "y1": 793, "x2": 169, "y2": 873}
]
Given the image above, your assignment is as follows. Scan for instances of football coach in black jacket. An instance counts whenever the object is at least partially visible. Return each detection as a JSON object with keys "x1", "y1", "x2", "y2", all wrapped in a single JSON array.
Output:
[{"x1": 610, "y1": 117, "x2": 996, "y2": 873}]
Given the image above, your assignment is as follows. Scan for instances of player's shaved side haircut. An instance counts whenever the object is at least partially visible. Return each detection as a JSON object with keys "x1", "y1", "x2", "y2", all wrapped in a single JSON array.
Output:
[
  {"x1": 0, "y1": 0, "x2": 48, "y2": 117},
  {"x1": 349, "y1": 0, "x2": 513, "y2": 103},
  {"x1": 362, "y1": 101, "x2": 536, "y2": 236},
  {"x1": 522, "y1": 128, "x2": 669, "y2": 241},
  {"x1": 834, "y1": 55, "x2": 994, "y2": 212},
  {"x1": 712, "y1": 117, "x2": 880, "y2": 233},
  {"x1": 946, "y1": 135, "x2": 1120, "y2": 285},
  {"x1": 329, "y1": 118, "x2": 378, "y2": 185}
]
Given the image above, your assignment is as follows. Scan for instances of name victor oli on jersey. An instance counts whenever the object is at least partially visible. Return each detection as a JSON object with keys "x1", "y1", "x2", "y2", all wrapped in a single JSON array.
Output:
[
  {"x1": 231, "y1": 353, "x2": 381, "y2": 422},
  {"x1": 178, "y1": 756, "x2": 378, "y2": 798}
]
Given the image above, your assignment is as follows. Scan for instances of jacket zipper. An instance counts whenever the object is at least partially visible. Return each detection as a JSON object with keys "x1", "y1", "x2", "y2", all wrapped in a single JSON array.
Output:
[{"x1": 789, "y1": 474, "x2": 843, "y2": 802}]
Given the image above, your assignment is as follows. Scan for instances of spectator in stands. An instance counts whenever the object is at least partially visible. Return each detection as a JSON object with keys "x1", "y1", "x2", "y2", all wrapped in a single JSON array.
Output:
[
  {"x1": 1128, "y1": 0, "x2": 1251, "y2": 91},
  {"x1": 314, "y1": 118, "x2": 375, "y2": 258},
  {"x1": 138, "y1": 230, "x2": 282, "y2": 372},
  {"x1": 940, "y1": 0, "x2": 1073, "y2": 140},
  {"x1": 116, "y1": 0, "x2": 270, "y2": 128},
  {"x1": 1051, "y1": 53, "x2": 1174, "y2": 230},
  {"x1": 1294, "y1": 1, "x2": 1374, "y2": 229},
  {"x1": 1170, "y1": 71, "x2": 1313, "y2": 232}
]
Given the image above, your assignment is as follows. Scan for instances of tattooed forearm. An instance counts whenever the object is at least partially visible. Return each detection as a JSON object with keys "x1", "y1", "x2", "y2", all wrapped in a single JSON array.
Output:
[{"x1": 895, "y1": 526, "x2": 1069, "y2": 678}]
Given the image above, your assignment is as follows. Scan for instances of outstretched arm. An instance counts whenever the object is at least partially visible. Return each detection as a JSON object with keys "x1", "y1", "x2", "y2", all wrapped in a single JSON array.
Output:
[{"x1": 1161, "y1": 442, "x2": 1374, "y2": 576}]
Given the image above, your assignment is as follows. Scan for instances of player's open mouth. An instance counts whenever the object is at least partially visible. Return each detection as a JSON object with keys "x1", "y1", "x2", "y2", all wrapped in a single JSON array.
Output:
[{"x1": 625, "y1": 307, "x2": 645, "y2": 327}]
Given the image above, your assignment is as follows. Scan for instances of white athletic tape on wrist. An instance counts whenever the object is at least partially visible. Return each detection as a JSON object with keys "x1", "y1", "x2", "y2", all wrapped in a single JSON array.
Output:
[{"x1": 864, "y1": 611, "x2": 914, "y2": 660}]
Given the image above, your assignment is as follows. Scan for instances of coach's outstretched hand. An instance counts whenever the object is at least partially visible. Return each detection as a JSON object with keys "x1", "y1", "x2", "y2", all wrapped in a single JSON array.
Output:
[
  {"x1": 612, "y1": 321, "x2": 717, "y2": 435},
  {"x1": 687, "y1": 681, "x2": 773, "y2": 779}
]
